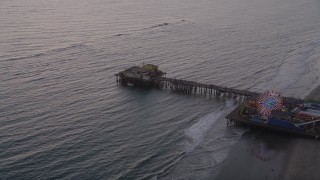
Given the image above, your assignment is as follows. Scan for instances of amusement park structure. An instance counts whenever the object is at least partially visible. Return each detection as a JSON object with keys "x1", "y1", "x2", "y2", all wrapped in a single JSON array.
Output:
[{"x1": 226, "y1": 91, "x2": 320, "y2": 138}]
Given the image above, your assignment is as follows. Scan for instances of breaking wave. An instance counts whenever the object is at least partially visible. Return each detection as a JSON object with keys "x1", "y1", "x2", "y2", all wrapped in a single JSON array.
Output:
[
  {"x1": 185, "y1": 99, "x2": 240, "y2": 152},
  {"x1": 185, "y1": 107, "x2": 225, "y2": 153}
]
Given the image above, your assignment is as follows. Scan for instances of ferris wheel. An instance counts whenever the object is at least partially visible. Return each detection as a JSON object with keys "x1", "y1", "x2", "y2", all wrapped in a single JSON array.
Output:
[{"x1": 257, "y1": 91, "x2": 283, "y2": 117}]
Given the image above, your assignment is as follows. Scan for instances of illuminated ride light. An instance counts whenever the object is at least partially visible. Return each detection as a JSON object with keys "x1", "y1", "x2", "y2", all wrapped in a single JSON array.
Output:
[{"x1": 257, "y1": 91, "x2": 283, "y2": 117}]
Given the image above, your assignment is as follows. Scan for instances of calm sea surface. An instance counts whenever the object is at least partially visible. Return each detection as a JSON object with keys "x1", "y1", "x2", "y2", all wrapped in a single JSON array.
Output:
[{"x1": 1, "y1": 0, "x2": 320, "y2": 179}]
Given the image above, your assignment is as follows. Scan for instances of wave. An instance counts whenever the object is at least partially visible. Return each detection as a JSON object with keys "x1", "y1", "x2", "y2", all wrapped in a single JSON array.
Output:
[
  {"x1": 150, "y1": 23, "x2": 171, "y2": 29},
  {"x1": 0, "y1": 53, "x2": 46, "y2": 62},
  {"x1": 1, "y1": 43, "x2": 87, "y2": 62},
  {"x1": 50, "y1": 43, "x2": 86, "y2": 53},
  {"x1": 116, "y1": 152, "x2": 186, "y2": 180},
  {"x1": 265, "y1": 41, "x2": 320, "y2": 98},
  {"x1": 148, "y1": 20, "x2": 186, "y2": 30},
  {"x1": 110, "y1": 19, "x2": 187, "y2": 38},
  {"x1": 185, "y1": 99, "x2": 236, "y2": 153},
  {"x1": 114, "y1": 33, "x2": 124, "y2": 37},
  {"x1": 185, "y1": 108, "x2": 224, "y2": 153},
  {"x1": 154, "y1": 100, "x2": 247, "y2": 179}
]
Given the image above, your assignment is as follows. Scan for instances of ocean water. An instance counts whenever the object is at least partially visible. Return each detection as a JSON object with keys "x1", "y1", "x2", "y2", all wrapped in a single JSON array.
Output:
[{"x1": 1, "y1": 0, "x2": 320, "y2": 179}]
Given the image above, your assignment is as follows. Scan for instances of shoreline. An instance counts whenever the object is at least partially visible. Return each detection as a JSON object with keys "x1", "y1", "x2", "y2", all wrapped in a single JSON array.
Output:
[{"x1": 305, "y1": 85, "x2": 320, "y2": 101}]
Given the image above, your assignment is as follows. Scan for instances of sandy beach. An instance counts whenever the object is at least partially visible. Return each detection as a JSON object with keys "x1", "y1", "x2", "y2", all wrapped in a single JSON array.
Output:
[{"x1": 216, "y1": 87, "x2": 320, "y2": 180}]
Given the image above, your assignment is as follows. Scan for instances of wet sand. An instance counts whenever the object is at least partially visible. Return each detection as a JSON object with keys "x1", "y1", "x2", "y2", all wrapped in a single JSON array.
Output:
[{"x1": 216, "y1": 88, "x2": 320, "y2": 180}]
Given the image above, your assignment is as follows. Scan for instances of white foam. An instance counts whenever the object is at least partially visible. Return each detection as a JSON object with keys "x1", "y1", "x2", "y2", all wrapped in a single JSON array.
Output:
[
  {"x1": 263, "y1": 41, "x2": 320, "y2": 98},
  {"x1": 211, "y1": 147, "x2": 230, "y2": 166},
  {"x1": 270, "y1": 50, "x2": 309, "y2": 93},
  {"x1": 185, "y1": 99, "x2": 241, "y2": 152},
  {"x1": 185, "y1": 100, "x2": 238, "y2": 153},
  {"x1": 225, "y1": 99, "x2": 235, "y2": 107},
  {"x1": 161, "y1": 101, "x2": 247, "y2": 179},
  {"x1": 185, "y1": 108, "x2": 224, "y2": 152}
]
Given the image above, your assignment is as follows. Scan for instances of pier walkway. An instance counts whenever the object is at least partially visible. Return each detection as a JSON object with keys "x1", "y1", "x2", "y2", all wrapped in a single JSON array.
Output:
[{"x1": 157, "y1": 77, "x2": 259, "y2": 97}]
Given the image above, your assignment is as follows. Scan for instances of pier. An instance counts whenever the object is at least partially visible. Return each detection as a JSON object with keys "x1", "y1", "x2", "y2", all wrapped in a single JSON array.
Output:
[
  {"x1": 114, "y1": 64, "x2": 320, "y2": 139},
  {"x1": 115, "y1": 64, "x2": 259, "y2": 98}
]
